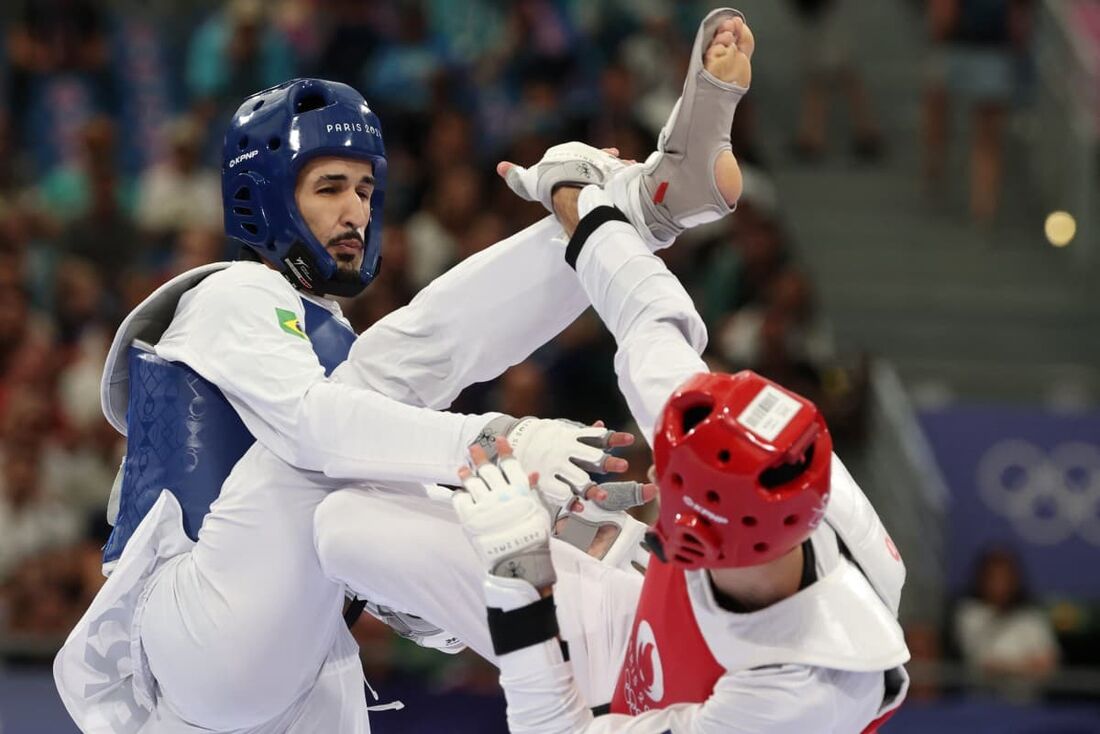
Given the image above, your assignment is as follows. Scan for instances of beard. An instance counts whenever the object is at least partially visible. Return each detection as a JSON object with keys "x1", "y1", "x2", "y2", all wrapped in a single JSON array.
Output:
[
  {"x1": 331, "y1": 256, "x2": 362, "y2": 283},
  {"x1": 326, "y1": 229, "x2": 365, "y2": 283}
]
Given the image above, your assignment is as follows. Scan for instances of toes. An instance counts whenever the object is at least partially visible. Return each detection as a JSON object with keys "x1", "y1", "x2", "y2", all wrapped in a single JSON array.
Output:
[{"x1": 705, "y1": 46, "x2": 729, "y2": 64}]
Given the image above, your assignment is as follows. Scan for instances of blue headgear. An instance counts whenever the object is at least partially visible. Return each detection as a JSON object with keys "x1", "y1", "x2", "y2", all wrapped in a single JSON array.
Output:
[{"x1": 222, "y1": 79, "x2": 387, "y2": 298}]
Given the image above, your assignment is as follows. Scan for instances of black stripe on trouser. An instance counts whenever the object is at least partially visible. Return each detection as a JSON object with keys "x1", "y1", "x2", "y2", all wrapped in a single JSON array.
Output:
[
  {"x1": 344, "y1": 597, "x2": 367, "y2": 627},
  {"x1": 487, "y1": 595, "x2": 559, "y2": 655},
  {"x1": 565, "y1": 206, "x2": 630, "y2": 269}
]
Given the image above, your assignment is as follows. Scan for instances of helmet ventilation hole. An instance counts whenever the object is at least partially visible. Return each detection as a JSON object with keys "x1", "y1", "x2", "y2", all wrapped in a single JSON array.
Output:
[
  {"x1": 267, "y1": 137, "x2": 281, "y2": 151},
  {"x1": 680, "y1": 403, "x2": 713, "y2": 435},
  {"x1": 238, "y1": 136, "x2": 249, "y2": 150},
  {"x1": 753, "y1": 542, "x2": 769, "y2": 553},
  {"x1": 784, "y1": 514, "x2": 799, "y2": 526},
  {"x1": 252, "y1": 99, "x2": 265, "y2": 111},
  {"x1": 241, "y1": 223, "x2": 258, "y2": 235},
  {"x1": 294, "y1": 91, "x2": 329, "y2": 113},
  {"x1": 670, "y1": 473, "x2": 683, "y2": 489},
  {"x1": 717, "y1": 449, "x2": 731, "y2": 464},
  {"x1": 741, "y1": 516, "x2": 757, "y2": 527},
  {"x1": 232, "y1": 206, "x2": 253, "y2": 216},
  {"x1": 760, "y1": 444, "x2": 816, "y2": 489},
  {"x1": 233, "y1": 186, "x2": 251, "y2": 201},
  {"x1": 705, "y1": 490, "x2": 720, "y2": 505}
]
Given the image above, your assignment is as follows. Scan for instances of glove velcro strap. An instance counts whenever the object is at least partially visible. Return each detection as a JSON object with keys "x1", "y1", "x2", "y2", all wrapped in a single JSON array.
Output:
[
  {"x1": 487, "y1": 595, "x2": 559, "y2": 656},
  {"x1": 471, "y1": 415, "x2": 521, "y2": 461},
  {"x1": 565, "y1": 206, "x2": 630, "y2": 269}
]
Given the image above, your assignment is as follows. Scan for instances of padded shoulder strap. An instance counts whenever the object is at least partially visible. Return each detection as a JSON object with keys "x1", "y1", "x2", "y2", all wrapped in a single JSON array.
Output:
[
  {"x1": 823, "y1": 455, "x2": 906, "y2": 616},
  {"x1": 101, "y1": 263, "x2": 231, "y2": 435}
]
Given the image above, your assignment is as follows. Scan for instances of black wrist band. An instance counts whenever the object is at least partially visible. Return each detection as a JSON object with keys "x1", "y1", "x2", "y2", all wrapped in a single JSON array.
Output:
[
  {"x1": 487, "y1": 594, "x2": 559, "y2": 655},
  {"x1": 565, "y1": 205, "x2": 630, "y2": 269}
]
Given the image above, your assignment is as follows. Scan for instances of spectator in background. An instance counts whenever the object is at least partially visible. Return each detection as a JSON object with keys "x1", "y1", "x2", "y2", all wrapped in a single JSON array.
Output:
[
  {"x1": 404, "y1": 164, "x2": 484, "y2": 288},
  {"x1": 51, "y1": 257, "x2": 103, "y2": 347},
  {"x1": 922, "y1": 0, "x2": 1035, "y2": 224},
  {"x1": 0, "y1": 280, "x2": 56, "y2": 419},
  {"x1": 186, "y1": 0, "x2": 295, "y2": 123},
  {"x1": 135, "y1": 117, "x2": 222, "y2": 239},
  {"x1": 362, "y1": 3, "x2": 451, "y2": 148},
  {"x1": 37, "y1": 116, "x2": 135, "y2": 226},
  {"x1": 614, "y1": 9, "x2": 687, "y2": 138},
  {"x1": 788, "y1": 0, "x2": 884, "y2": 161},
  {"x1": 955, "y1": 546, "x2": 1059, "y2": 696},
  {"x1": 53, "y1": 118, "x2": 141, "y2": 294},
  {"x1": 312, "y1": 0, "x2": 382, "y2": 86},
  {"x1": 164, "y1": 228, "x2": 227, "y2": 279},
  {"x1": 0, "y1": 114, "x2": 18, "y2": 199},
  {"x1": 582, "y1": 62, "x2": 652, "y2": 162},
  {"x1": 497, "y1": 360, "x2": 549, "y2": 420},
  {"x1": 0, "y1": 433, "x2": 81, "y2": 585},
  {"x1": 699, "y1": 201, "x2": 791, "y2": 327},
  {"x1": 4, "y1": 0, "x2": 114, "y2": 152}
]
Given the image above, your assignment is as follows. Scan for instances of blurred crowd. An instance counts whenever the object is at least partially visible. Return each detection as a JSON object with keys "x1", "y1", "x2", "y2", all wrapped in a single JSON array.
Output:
[{"x1": 0, "y1": 0, "x2": 1071, "y2": 707}]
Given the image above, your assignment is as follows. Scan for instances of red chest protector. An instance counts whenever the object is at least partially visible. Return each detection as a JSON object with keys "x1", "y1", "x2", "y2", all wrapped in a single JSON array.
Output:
[
  {"x1": 609, "y1": 557, "x2": 900, "y2": 733},
  {"x1": 610, "y1": 557, "x2": 724, "y2": 715}
]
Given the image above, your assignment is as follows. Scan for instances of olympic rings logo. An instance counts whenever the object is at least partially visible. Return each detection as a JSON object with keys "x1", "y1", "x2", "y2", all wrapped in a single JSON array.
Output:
[{"x1": 976, "y1": 440, "x2": 1100, "y2": 547}]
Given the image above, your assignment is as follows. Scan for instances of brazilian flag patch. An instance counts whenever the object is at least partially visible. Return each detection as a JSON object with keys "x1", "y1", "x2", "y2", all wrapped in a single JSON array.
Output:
[{"x1": 276, "y1": 307, "x2": 308, "y2": 340}]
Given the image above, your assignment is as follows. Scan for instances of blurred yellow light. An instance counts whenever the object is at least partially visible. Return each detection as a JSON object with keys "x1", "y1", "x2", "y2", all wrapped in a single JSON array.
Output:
[{"x1": 1044, "y1": 211, "x2": 1076, "y2": 247}]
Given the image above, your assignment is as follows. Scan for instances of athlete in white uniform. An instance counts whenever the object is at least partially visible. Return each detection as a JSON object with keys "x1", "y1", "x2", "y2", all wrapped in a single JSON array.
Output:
[
  {"x1": 53, "y1": 79, "x2": 641, "y2": 734},
  {"x1": 450, "y1": 9, "x2": 912, "y2": 734}
]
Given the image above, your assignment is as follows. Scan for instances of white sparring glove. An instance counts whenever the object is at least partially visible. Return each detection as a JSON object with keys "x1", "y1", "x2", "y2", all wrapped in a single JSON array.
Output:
[
  {"x1": 454, "y1": 448, "x2": 555, "y2": 611},
  {"x1": 472, "y1": 415, "x2": 624, "y2": 515},
  {"x1": 501, "y1": 142, "x2": 628, "y2": 213}
]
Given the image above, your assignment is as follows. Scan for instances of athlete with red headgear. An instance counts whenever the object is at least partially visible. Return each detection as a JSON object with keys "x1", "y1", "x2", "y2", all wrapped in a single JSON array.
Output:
[{"x1": 452, "y1": 9, "x2": 910, "y2": 733}]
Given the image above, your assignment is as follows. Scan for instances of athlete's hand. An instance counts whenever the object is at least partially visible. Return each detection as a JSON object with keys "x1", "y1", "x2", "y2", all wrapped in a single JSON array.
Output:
[
  {"x1": 497, "y1": 142, "x2": 627, "y2": 213},
  {"x1": 455, "y1": 438, "x2": 555, "y2": 589},
  {"x1": 554, "y1": 480, "x2": 657, "y2": 573},
  {"x1": 472, "y1": 416, "x2": 635, "y2": 515}
]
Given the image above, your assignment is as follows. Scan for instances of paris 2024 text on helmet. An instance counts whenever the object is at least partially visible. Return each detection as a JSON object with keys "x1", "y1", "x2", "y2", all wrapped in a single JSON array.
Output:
[
  {"x1": 222, "y1": 78, "x2": 387, "y2": 298},
  {"x1": 649, "y1": 370, "x2": 833, "y2": 569}
]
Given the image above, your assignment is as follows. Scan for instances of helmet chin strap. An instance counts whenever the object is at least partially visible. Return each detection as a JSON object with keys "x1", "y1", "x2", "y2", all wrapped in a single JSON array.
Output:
[
  {"x1": 278, "y1": 240, "x2": 372, "y2": 298},
  {"x1": 281, "y1": 241, "x2": 321, "y2": 293}
]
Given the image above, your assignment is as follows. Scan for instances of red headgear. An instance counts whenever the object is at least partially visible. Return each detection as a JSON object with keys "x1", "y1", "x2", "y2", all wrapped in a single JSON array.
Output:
[{"x1": 649, "y1": 371, "x2": 832, "y2": 569}]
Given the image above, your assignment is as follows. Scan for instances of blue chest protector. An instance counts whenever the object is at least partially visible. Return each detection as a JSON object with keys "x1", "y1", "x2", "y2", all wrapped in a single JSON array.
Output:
[{"x1": 102, "y1": 299, "x2": 357, "y2": 566}]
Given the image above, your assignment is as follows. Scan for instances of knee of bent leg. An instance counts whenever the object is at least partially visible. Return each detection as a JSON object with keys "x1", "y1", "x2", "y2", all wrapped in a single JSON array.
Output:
[{"x1": 313, "y1": 490, "x2": 387, "y2": 587}]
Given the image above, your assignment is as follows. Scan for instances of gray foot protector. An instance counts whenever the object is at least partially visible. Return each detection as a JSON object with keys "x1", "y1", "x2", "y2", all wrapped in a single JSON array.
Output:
[
  {"x1": 361, "y1": 599, "x2": 466, "y2": 653},
  {"x1": 639, "y1": 7, "x2": 749, "y2": 243}
]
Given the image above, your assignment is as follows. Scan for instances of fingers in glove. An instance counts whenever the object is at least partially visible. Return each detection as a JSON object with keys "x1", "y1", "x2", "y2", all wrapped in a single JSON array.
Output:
[
  {"x1": 552, "y1": 468, "x2": 596, "y2": 501},
  {"x1": 577, "y1": 426, "x2": 635, "y2": 451},
  {"x1": 498, "y1": 455, "x2": 529, "y2": 493},
  {"x1": 452, "y1": 490, "x2": 476, "y2": 521},
  {"x1": 570, "y1": 427, "x2": 622, "y2": 473},
  {"x1": 583, "y1": 484, "x2": 608, "y2": 503},
  {"x1": 468, "y1": 443, "x2": 491, "y2": 469},
  {"x1": 503, "y1": 164, "x2": 535, "y2": 200},
  {"x1": 591, "y1": 481, "x2": 648, "y2": 511},
  {"x1": 569, "y1": 453, "x2": 629, "y2": 476},
  {"x1": 475, "y1": 462, "x2": 508, "y2": 495}
]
